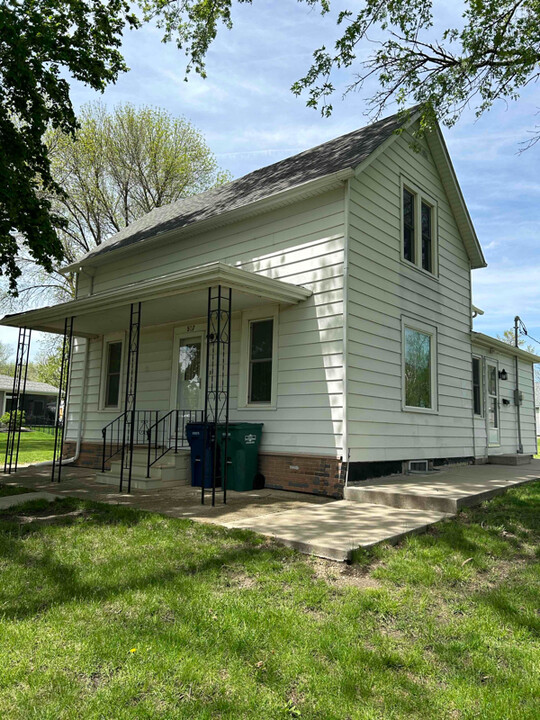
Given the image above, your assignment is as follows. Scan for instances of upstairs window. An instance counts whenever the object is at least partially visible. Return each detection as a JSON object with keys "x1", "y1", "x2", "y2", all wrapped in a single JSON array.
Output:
[
  {"x1": 403, "y1": 189, "x2": 415, "y2": 263},
  {"x1": 401, "y1": 180, "x2": 437, "y2": 275}
]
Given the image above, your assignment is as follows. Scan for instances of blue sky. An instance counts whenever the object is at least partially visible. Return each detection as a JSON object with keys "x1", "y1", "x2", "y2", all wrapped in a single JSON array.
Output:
[{"x1": 3, "y1": 1, "x2": 540, "y2": 355}]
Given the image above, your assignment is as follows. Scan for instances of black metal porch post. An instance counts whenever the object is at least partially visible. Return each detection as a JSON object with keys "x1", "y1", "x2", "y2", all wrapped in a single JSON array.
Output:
[
  {"x1": 52, "y1": 317, "x2": 74, "y2": 482},
  {"x1": 4, "y1": 327, "x2": 31, "y2": 474},
  {"x1": 202, "y1": 286, "x2": 232, "y2": 506},
  {"x1": 119, "y1": 302, "x2": 142, "y2": 493}
]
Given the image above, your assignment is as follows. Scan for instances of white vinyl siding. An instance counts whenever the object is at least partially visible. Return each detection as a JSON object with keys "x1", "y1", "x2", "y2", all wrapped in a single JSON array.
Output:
[
  {"x1": 471, "y1": 345, "x2": 537, "y2": 457},
  {"x1": 67, "y1": 189, "x2": 346, "y2": 457},
  {"x1": 345, "y1": 127, "x2": 474, "y2": 462}
]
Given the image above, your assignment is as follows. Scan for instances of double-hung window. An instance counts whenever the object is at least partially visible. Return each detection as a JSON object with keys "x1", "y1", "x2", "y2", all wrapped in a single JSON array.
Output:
[
  {"x1": 239, "y1": 308, "x2": 278, "y2": 409},
  {"x1": 472, "y1": 357, "x2": 483, "y2": 416},
  {"x1": 101, "y1": 337, "x2": 124, "y2": 409},
  {"x1": 402, "y1": 180, "x2": 437, "y2": 275},
  {"x1": 403, "y1": 320, "x2": 437, "y2": 412}
]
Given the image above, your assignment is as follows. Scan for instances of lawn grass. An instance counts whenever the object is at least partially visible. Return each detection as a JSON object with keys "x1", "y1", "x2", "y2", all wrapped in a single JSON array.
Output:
[
  {"x1": 0, "y1": 483, "x2": 538, "y2": 719},
  {"x1": 0, "y1": 430, "x2": 55, "y2": 465},
  {"x1": 0, "y1": 484, "x2": 34, "y2": 498}
]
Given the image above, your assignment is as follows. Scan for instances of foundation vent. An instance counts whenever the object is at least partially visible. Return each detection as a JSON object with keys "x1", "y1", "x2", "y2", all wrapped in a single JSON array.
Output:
[{"x1": 408, "y1": 460, "x2": 429, "y2": 474}]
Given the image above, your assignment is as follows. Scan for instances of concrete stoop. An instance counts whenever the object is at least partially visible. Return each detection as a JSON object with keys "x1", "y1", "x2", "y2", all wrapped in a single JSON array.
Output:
[
  {"x1": 488, "y1": 454, "x2": 532, "y2": 466},
  {"x1": 95, "y1": 448, "x2": 191, "y2": 491}
]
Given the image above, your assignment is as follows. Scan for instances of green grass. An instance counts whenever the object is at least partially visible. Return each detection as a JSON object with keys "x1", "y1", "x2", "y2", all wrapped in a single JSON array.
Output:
[
  {"x1": 0, "y1": 430, "x2": 55, "y2": 465},
  {"x1": 0, "y1": 484, "x2": 538, "y2": 720},
  {"x1": 0, "y1": 484, "x2": 34, "y2": 498}
]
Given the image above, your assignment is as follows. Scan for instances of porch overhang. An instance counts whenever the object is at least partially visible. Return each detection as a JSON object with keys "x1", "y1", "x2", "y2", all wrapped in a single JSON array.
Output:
[{"x1": 0, "y1": 262, "x2": 312, "y2": 338}]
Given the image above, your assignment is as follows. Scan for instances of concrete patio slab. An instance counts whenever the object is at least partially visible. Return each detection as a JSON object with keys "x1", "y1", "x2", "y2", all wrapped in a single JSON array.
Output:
[
  {"x1": 344, "y1": 460, "x2": 540, "y2": 513},
  {"x1": 223, "y1": 500, "x2": 450, "y2": 561}
]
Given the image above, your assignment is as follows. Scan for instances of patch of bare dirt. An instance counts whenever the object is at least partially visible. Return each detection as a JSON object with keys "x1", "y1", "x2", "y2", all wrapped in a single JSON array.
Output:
[{"x1": 309, "y1": 557, "x2": 382, "y2": 589}]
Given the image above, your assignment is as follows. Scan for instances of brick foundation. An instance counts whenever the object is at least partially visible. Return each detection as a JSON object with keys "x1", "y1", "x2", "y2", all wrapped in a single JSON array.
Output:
[
  {"x1": 62, "y1": 441, "x2": 110, "y2": 470},
  {"x1": 259, "y1": 452, "x2": 345, "y2": 499},
  {"x1": 63, "y1": 441, "x2": 346, "y2": 498}
]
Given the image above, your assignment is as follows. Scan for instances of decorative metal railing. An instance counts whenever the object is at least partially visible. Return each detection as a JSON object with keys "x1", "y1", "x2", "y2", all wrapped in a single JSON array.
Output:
[
  {"x1": 101, "y1": 409, "x2": 159, "y2": 473},
  {"x1": 146, "y1": 409, "x2": 203, "y2": 477}
]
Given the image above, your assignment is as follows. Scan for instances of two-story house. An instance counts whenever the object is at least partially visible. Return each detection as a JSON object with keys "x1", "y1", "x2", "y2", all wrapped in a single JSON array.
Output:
[{"x1": 3, "y1": 108, "x2": 538, "y2": 496}]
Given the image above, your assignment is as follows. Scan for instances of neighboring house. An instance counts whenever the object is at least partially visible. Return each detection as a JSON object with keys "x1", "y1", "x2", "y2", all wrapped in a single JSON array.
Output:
[
  {"x1": 0, "y1": 375, "x2": 59, "y2": 423},
  {"x1": 2, "y1": 108, "x2": 538, "y2": 496},
  {"x1": 535, "y1": 382, "x2": 540, "y2": 437}
]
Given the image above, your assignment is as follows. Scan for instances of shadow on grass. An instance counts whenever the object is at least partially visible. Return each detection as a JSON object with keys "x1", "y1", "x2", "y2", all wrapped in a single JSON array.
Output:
[{"x1": 0, "y1": 498, "x2": 278, "y2": 621}]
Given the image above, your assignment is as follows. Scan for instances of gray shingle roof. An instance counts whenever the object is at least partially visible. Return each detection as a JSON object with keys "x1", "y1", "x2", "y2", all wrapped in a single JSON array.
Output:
[
  {"x1": 76, "y1": 109, "x2": 414, "y2": 265},
  {"x1": 0, "y1": 375, "x2": 59, "y2": 395}
]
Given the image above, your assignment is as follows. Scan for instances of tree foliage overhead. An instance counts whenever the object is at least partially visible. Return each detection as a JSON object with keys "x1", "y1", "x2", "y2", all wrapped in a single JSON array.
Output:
[
  {"x1": 0, "y1": 0, "x2": 140, "y2": 293},
  {"x1": 139, "y1": 0, "x2": 540, "y2": 142},
  {"x1": 3, "y1": 102, "x2": 230, "y2": 308}
]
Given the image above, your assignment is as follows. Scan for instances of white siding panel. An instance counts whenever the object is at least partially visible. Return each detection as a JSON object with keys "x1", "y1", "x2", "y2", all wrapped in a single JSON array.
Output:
[
  {"x1": 72, "y1": 189, "x2": 346, "y2": 457},
  {"x1": 346, "y1": 129, "x2": 475, "y2": 462}
]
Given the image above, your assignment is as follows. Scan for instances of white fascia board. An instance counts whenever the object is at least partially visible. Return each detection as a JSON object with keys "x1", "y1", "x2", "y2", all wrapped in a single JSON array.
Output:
[
  {"x1": 472, "y1": 331, "x2": 540, "y2": 363},
  {"x1": 0, "y1": 262, "x2": 312, "y2": 332}
]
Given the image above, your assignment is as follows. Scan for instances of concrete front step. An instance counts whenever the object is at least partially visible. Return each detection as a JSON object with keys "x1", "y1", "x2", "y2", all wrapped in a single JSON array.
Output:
[
  {"x1": 488, "y1": 454, "x2": 532, "y2": 466},
  {"x1": 344, "y1": 484, "x2": 459, "y2": 514},
  {"x1": 94, "y1": 472, "x2": 184, "y2": 490}
]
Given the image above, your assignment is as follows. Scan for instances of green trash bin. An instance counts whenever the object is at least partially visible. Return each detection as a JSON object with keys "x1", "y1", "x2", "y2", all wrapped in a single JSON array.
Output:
[{"x1": 217, "y1": 423, "x2": 263, "y2": 491}]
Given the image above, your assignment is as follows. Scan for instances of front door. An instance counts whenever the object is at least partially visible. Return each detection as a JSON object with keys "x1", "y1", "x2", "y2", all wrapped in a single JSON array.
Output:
[
  {"x1": 175, "y1": 334, "x2": 204, "y2": 412},
  {"x1": 486, "y1": 360, "x2": 500, "y2": 446}
]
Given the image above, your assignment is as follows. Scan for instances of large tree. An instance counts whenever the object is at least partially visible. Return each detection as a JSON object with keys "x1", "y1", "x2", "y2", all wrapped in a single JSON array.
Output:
[
  {"x1": 4, "y1": 102, "x2": 230, "y2": 308},
  {"x1": 0, "y1": 0, "x2": 140, "y2": 294},
  {"x1": 141, "y1": 1, "x2": 540, "y2": 141},
  {"x1": 3, "y1": 1, "x2": 539, "y2": 292}
]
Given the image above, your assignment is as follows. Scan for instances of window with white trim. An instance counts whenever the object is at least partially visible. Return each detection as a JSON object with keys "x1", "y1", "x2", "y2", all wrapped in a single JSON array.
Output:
[
  {"x1": 239, "y1": 307, "x2": 278, "y2": 409},
  {"x1": 472, "y1": 356, "x2": 483, "y2": 416},
  {"x1": 101, "y1": 337, "x2": 124, "y2": 409},
  {"x1": 401, "y1": 180, "x2": 437, "y2": 275},
  {"x1": 403, "y1": 321, "x2": 437, "y2": 411}
]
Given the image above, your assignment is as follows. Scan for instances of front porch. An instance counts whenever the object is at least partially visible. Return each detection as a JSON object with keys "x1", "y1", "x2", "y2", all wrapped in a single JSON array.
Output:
[{"x1": 1, "y1": 261, "x2": 315, "y2": 501}]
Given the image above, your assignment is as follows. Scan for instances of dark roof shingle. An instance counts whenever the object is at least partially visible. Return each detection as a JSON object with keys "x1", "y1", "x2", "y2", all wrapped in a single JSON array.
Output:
[{"x1": 76, "y1": 109, "x2": 413, "y2": 265}]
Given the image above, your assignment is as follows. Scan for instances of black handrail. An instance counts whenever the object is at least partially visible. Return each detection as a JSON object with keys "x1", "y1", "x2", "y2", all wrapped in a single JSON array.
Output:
[
  {"x1": 146, "y1": 408, "x2": 203, "y2": 478},
  {"x1": 101, "y1": 410, "x2": 161, "y2": 473}
]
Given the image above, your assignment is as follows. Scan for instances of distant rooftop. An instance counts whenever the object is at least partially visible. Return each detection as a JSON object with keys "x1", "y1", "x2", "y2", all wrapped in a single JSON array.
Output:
[{"x1": 0, "y1": 375, "x2": 59, "y2": 395}]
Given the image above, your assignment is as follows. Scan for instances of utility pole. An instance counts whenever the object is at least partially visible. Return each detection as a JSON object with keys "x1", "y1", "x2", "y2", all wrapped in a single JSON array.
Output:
[{"x1": 514, "y1": 316, "x2": 523, "y2": 453}]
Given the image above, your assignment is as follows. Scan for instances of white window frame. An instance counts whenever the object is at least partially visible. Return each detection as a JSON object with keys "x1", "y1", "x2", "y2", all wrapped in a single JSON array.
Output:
[
  {"x1": 400, "y1": 176, "x2": 438, "y2": 277},
  {"x1": 99, "y1": 333, "x2": 125, "y2": 411},
  {"x1": 472, "y1": 354, "x2": 484, "y2": 417},
  {"x1": 169, "y1": 325, "x2": 206, "y2": 411},
  {"x1": 238, "y1": 306, "x2": 279, "y2": 411},
  {"x1": 402, "y1": 318, "x2": 438, "y2": 414}
]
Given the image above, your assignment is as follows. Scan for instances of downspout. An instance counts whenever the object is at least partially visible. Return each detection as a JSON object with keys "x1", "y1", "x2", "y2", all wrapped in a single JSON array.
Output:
[
  {"x1": 469, "y1": 286, "x2": 476, "y2": 462},
  {"x1": 515, "y1": 316, "x2": 523, "y2": 453},
  {"x1": 342, "y1": 178, "x2": 351, "y2": 487},
  {"x1": 32, "y1": 335, "x2": 90, "y2": 467}
]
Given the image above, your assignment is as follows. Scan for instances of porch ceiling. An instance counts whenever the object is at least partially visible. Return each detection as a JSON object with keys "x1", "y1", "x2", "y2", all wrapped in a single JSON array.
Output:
[{"x1": 1, "y1": 262, "x2": 312, "y2": 337}]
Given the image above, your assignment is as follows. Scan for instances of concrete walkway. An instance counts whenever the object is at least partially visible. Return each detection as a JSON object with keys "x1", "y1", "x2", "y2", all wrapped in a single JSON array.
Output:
[
  {"x1": 2, "y1": 459, "x2": 539, "y2": 562},
  {"x1": 344, "y1": 460, "x2": 540, "y2": 513}
]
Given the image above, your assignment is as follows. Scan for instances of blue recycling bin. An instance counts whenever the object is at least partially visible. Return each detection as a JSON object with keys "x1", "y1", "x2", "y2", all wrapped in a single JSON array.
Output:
[{"x1": 185, "y1": 422, "x2": 221, "y2": 488}]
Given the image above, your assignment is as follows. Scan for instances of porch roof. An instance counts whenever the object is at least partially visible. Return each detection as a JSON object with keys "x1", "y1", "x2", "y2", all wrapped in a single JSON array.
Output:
[{"x1": 0, "y1": 262, "x2": 312, "y2": 338}]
